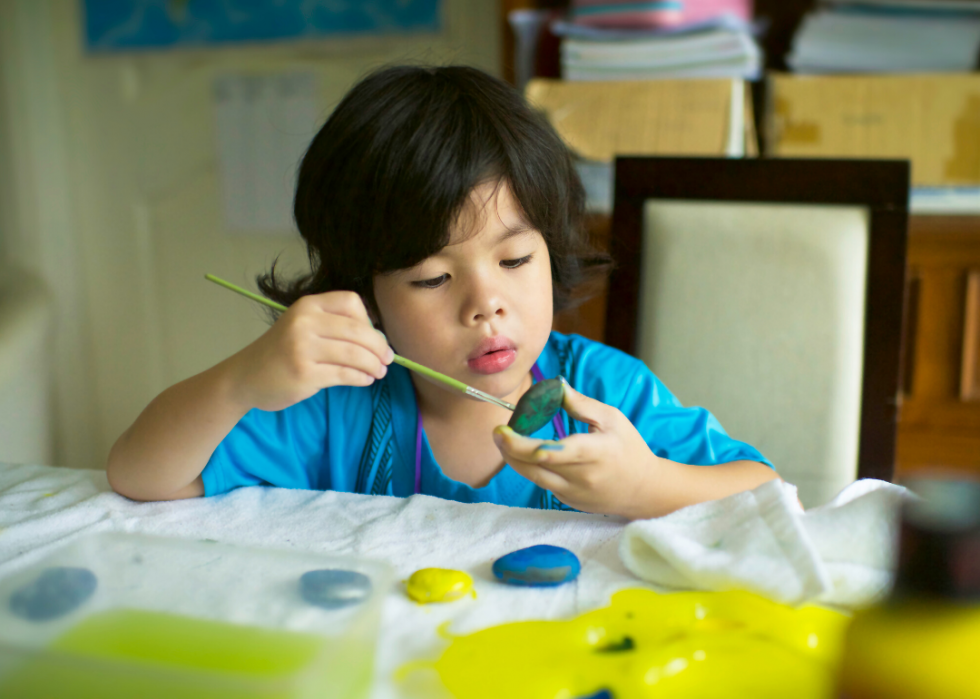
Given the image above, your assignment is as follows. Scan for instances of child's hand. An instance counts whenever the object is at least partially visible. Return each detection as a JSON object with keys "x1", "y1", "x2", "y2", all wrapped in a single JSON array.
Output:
[
  {"x1": 493, "y1": 381, "x2": 659, "y2": 519},
  {"x1": 227, "y1": 292, "x2": 394, "y2": 412}
]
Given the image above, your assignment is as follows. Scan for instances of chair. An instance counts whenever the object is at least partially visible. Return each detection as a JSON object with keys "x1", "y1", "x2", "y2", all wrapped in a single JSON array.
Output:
[{"x1": 604, "y1": 157, "x2": 909, "y2": 507}]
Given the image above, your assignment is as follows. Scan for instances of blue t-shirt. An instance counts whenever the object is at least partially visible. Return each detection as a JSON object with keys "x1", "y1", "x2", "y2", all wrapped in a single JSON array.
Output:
[{"x1": 201, "y1": 332, "x2": 771, "y2": 509}]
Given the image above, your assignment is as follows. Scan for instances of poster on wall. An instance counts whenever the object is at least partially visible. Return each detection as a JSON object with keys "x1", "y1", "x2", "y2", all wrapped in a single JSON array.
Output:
[{"x1": 81, "y1": 0, "x2": 441, "y2": 52}]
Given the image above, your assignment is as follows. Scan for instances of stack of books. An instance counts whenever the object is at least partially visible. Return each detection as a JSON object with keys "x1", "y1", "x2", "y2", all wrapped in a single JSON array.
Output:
[
  {"x1": 783, "y1": 0, "x2": 980, "y2": 213},
  {"x1": 788, "y1": 0, "x2": 980, "y2": 74},
  {"x1": 555, "y1": 16, "x2": 763, "y2": 81}
]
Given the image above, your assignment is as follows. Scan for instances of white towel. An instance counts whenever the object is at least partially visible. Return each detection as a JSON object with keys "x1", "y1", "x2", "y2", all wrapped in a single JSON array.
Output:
[
  {"x1": 0, "y1": 463, "x2": 633, "y2": 699},
  {"x1": 620, "y1": 478, "x2": 912, "y2": 608}
]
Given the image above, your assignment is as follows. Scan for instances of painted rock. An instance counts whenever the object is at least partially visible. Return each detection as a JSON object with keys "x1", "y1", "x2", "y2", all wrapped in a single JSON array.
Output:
[
  {"x1": 299, "y1": 569, "x2": 372, "y2": 610},
  {"x1": 9, "y1": 566, "x2": 97, "y2": 621},
  {"x1": 508, "y1": 378, "x2": 564, "y2": 436},
  {"x1": 406, "y1": 568, "x2": 473, "y2": 604},
  {"x1": 492, "y1": 544, "x2": 580, "y2": 587}
]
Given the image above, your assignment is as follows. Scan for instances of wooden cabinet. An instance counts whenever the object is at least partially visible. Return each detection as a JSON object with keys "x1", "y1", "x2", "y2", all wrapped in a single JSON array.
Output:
[
  {"x1": 554, "y1": 213, "x2": 980, "y2": 475},
  {"x1": 897, "y1": 216, "x2": 980, "y2": 475}
]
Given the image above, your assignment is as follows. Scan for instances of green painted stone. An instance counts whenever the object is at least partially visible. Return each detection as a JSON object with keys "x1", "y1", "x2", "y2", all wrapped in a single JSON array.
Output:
[{"x1": 508, "y1": 378, "x2": 564, "y2": 436}]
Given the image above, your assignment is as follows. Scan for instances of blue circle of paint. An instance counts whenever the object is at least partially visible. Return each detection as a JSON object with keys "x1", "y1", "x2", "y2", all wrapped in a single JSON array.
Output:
[
  {"x1": 9, "y1": 566, "x2": 98, "y2": 622},
  {"x1": 299, "y1": 569, "x2": 372, "y2": 609},
  {"x1": 492, "y1": 545, "x2": 581, "y2": 587}
]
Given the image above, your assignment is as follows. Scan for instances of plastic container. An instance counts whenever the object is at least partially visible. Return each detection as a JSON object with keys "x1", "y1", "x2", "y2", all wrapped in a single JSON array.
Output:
[{"x1": 0, "y1": 532, "x2": 392, "y2": 699}]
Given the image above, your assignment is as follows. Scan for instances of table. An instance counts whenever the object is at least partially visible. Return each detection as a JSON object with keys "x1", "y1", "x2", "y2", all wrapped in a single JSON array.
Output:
[{"x1": 0, "y1": 463, "x2": 639, "y2": 698}]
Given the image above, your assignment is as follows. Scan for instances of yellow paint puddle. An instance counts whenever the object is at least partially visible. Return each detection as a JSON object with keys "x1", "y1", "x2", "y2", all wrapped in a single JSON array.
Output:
[{"x1": 402, "y1": 587, "x2": 850, "y2": 699}]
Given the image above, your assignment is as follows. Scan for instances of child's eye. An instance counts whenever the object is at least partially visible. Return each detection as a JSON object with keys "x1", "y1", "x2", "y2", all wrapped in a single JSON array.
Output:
[
  {"x1": 501, "y1": 254, "x2": 532, "y2": 269},
  {"x1": 412, "y1": 274, "x2": 448, "y2": 289}
]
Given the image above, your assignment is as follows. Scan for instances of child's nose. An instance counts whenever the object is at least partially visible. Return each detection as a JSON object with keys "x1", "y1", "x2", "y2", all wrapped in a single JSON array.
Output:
[{"x1": 462, "y1": 276, "x2": 505, "y2": 325}]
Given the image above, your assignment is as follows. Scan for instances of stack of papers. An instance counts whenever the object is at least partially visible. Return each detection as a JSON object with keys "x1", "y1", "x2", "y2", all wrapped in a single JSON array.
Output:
[
  {"x1": 788, "y1": 2, "x2": 980, "y2": 73},
  {"x1": 554, "y1": 17, "x2": 762, "y2": 81},
  {"x1": 569, "y1": 0, "x2": 752, "y2": 29}
]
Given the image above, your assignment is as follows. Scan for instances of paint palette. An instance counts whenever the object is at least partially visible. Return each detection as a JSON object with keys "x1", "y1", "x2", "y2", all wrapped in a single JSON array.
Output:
[{"x1": 0, "y1": 532, "x2": 392, "y2": 699}]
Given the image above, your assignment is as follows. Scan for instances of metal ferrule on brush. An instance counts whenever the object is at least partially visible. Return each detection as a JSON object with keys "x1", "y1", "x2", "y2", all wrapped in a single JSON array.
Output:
[{"x1": 465, "y1": 386, "x2": 516, "y2": 411}]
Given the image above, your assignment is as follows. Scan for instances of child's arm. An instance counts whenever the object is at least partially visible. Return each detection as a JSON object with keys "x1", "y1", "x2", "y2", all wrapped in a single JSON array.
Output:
[
  {"x1": 493, "y1": 381, "x2": 778, "y2": 520},
  {"x1": 107, "y1": 292, "x2": 393, "y2": 502}
]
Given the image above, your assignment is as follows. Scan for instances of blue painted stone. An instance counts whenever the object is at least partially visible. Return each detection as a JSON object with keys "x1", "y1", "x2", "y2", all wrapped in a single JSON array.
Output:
[
  {"x1": 299, "y1": 569, "x2": 372, "y2": 610},
  {"x1": 578, "y1": 691, "x2": 613, "y2": 699},
  {"x1": 9, "y1": 566, "x2": 97, "y2": 622},
  {"x1": 492, "y1": 545, "x2": 580, "y2": 587}
]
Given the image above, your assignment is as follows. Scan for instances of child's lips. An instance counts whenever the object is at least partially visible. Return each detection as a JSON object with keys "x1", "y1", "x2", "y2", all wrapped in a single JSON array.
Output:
[
  {"x1": 467, "y1": 337, "x2": 517, "y2": 375},
  {"x1": 467, "y1": 349, "x2": 517, "y2": 375}
]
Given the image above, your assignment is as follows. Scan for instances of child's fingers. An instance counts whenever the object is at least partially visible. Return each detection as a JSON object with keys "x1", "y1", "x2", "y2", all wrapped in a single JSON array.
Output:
[
  {"x1": 529, "y1": 432, "x2": 600, "y2": 467},
  {"x1": 492, "y1": 426, "x2": 547, "y2": 462},
  {"x1": 304, "y1": 290, "x2": 373, "y2": 323},
  {"x1": 311, "y1": 338, "x2": 389, "y2": 381},
  {"x1": 493, "y1": 426, "x2": 603, "y2": 468},
  {"x1": 309, "y1": 362, "x2": 378, "y2": 388},
  {"x1": 310, "y1": 314, "x2": 394, "y2": 365},
  {"x1": 560, "y1": 379, "x2": 612, "y2": 432},
  {"x1": 506, "y1": 458, "x2": 570, "y2": 494}
]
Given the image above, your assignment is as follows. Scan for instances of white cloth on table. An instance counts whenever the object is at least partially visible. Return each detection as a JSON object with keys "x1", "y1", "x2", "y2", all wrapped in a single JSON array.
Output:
[
  {"x1": 0, "y1": 464, "x2": 908, "y2": 698},
  {"x1": 0, "y1": 463, "x2": 634, "y2": 699},
  {"x1": 620, "y1": 478, "x2": 911, "y2": 608}
]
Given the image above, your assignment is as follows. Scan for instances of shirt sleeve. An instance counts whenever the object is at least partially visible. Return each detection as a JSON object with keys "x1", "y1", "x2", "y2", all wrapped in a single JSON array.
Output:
[
  {"x1": 200, "y1": 392, "x2": 329, "y2": 496},
  {"x1": 617, "y1": 362, "x2": 773, "y2": 468},
  {"x1": 562, "y1": 334, "x2": 773, "y2": 469}
]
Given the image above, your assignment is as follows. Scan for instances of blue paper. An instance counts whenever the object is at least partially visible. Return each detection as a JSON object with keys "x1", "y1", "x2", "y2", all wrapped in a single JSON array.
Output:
[{"x1": 82, "y1": 0, "x2": 441, "y2": 52}]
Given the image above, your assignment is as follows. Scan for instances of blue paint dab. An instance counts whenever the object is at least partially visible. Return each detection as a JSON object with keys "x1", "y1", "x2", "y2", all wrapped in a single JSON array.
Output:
[
  {"x1": 492, "y1": 544, "x2": 580, "y2": 587},
  {"x1": 9, "y1": 567, "x2": 97, "y2": 622},
  {"x1": 300, "y1": 569, "x2": 371, "y2": 609}
]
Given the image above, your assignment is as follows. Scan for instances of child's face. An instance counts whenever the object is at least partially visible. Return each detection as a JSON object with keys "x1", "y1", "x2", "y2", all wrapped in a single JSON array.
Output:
[{"x1": 373, "y1": 180, "x2": 554, "y2": 400}]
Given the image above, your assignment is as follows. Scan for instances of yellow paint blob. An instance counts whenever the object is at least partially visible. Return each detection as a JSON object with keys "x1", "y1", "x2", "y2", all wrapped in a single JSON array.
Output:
[
  {"x1": 838, "y1": 601, "x2": 980, "y2": 699},
  {"x1": 406, "y1": 568, "x2": 474, "y2": 604},
  {"x1": 406, "y1": 587, "x2": 850, "y2": 698}
]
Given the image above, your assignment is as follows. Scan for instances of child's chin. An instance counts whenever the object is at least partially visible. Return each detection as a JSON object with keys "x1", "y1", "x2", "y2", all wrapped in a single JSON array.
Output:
[{"x1": 473, "y1": 365, "x2": 529, "y2": 398}]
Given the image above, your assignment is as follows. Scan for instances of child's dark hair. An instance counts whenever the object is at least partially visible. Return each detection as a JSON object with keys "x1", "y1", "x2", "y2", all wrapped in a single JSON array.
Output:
[{"x1": 258, "y1": 64, "x2": 611, "y2": 320}]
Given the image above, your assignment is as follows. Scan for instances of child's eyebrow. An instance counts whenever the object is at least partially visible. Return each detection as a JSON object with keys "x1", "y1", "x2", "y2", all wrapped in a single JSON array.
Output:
[{"x1": 494, "y1": 225, "x2": 536, "y2": 245}]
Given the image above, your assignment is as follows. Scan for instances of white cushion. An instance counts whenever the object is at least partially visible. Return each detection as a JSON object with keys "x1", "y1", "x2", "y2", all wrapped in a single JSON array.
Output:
[{"x1": 637, "y1": 200, "x2": 869, "y2": 507}]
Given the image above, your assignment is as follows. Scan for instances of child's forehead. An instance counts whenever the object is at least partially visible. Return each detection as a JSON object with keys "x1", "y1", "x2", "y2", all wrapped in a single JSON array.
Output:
[{"x1": 448, "y1": 180, "x2": 532, "y2": 245}]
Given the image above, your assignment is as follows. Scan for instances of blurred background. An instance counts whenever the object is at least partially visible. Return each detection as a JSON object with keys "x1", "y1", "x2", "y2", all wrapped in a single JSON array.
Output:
[
  {"x1": 0, "y1": 1, "x2": 500, "y2": 473},
  {"x1": 1, "y1": 0, "x2": 978, "y2": 481}
]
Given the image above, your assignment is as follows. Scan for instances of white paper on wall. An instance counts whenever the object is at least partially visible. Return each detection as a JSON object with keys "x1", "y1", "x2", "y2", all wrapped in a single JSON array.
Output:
[{"x1": 213, "y1": 71, "x2": 317, "y2": 234}]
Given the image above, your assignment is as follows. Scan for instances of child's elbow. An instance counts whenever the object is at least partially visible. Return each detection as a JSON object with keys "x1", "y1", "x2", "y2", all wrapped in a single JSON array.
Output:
[
  {"x1": 106, "y1": 465, "x2": 203, "y2": 502},
  {"x1": 105, "y1": 445, "x2": 198, "y2": 502},
  {"x1": 105, "y1": 457, "x2": 152, "y2": 501}
]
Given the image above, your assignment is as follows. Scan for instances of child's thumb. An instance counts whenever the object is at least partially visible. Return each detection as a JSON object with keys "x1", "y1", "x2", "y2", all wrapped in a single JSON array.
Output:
[{"x1": 559, "y1": 377, "x2": 605, "y2": 431}]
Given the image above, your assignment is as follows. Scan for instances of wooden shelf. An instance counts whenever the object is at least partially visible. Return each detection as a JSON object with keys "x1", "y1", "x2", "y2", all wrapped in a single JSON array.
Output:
[{"x1": 898, "y1": 215, "x2": 980, "y2": 475}]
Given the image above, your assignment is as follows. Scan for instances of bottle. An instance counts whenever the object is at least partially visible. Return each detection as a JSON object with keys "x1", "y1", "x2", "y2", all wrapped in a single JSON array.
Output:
[{"x1": 837, "y1": 474, "x2": 980, "y2": 699}]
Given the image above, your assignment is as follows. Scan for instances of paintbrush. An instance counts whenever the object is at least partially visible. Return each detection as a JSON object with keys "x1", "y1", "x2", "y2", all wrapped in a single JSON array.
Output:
[{"x1": 205, "y1": 274, "x2": 517, "y2": 411}]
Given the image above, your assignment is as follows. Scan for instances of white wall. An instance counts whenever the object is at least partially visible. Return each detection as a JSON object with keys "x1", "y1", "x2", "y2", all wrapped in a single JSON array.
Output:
[{"x1": 0, "y1": 0, "x2": 501, "y2": 470}]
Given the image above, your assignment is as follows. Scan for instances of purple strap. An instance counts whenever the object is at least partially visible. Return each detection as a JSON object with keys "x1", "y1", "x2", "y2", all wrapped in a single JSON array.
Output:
[
  {"x1": 414, "y1": 410, "x2": 423, "y2": 495},
  {"x1": 413, "y1": 363, "x2": 566, "y2": 495},
  {"x1": 530, "y1": 364, "x2": 567, "y2": 440}
]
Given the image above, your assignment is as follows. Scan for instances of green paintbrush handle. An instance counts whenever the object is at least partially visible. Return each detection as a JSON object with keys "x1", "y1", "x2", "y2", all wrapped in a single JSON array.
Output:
[
  {"x1": 204, "y1": 273, "x2": 477, "y2": 397},
  {"x1": 206, "y1": 274, "x2": 288, "y2": 312}
]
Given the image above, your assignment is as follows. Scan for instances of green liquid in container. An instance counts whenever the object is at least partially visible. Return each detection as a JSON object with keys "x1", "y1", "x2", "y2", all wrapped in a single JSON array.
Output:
[{"x1": 1, "y1": 608, "x2": 371, "y2": 699}]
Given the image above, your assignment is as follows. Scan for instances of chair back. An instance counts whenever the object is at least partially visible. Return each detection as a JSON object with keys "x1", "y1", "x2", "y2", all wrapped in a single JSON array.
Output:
[{"x1": 605, "y1": 157, "x2": 909, "y2": 507}]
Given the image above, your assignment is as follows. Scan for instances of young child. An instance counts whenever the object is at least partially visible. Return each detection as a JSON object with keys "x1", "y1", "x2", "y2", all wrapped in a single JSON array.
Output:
[{"x1": 107, "y1": 65, "x2": 777, "y2": 519}]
